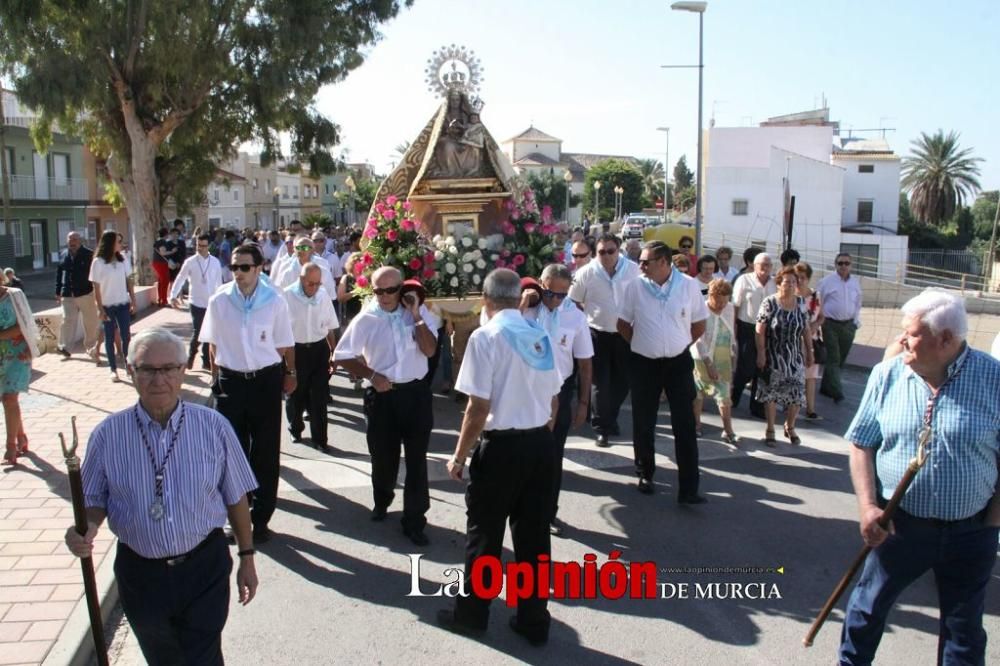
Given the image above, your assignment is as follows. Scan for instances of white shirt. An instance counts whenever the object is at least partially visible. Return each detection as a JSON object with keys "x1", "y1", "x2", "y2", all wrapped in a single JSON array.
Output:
[
  {"x1": 333, "y1": 304, "x2": 440, "y2": 383},
  {"x1": 272, "y1": 255, "x2": 336, "y2": 297},
  {"x1": 169, "y1": 254, "x2": 222, "y2": 308},
  {"x1": 816, "y1": 272, "x2": 863, "y2": 325},
  {"x1": 567, "y1": 258, "x2": 641, "y2": 332},
  {"x1": 732, "y1": 272, "x2": 777, "y2": 325},
  {"x1": 455, "y1": 309, "x2": 563, "y2": 430},
  {"x1": 714, "y1": 266, "x2": 740, "y2": 282},
  {"x1": 283, "y1": 285, "x2": 339, "y2": 344},
  {"x1": 261, "y1": 241, "x2": 283, "y2": 264},
  {"x1": 619, "y1": 270, "x2": 709, "y2": 359},
  {"x1": 270, "y1": 247, "x2": 295, "y2": 277},
  {"x1": 524, "y1": 303, "x2": 594, "y2": 382},
  {"x1": 88, "y1": 257, "x2": 132, "y2": 306},
  {"x1": 198, "y1": 283, "x2": 295, "y2": 371},
  {"x1": 317, "y1": 249, "x2": 343, "y2": 279}
]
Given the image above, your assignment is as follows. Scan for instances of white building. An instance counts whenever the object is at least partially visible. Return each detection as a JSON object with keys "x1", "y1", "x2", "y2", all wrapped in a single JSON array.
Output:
[
  {"x1": 275, "y1": 170, "x2": 301, "y2": 226},
  {"x1": 703, "y1": 109, "x2": 908, "y2": 280},
  {"x1": 206, "y1": 169, "x2": 246, "y2": 230}
]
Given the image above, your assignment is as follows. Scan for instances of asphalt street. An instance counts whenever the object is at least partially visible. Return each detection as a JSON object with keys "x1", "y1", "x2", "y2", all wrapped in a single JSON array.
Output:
[{"x1": 98, "y1": 366, "x2": 1000, "y2": 666}]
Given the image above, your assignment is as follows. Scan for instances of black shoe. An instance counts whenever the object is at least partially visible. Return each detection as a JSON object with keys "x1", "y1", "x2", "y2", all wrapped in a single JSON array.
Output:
[
  {"x1": 252, "y1": 525, "x2": 272, "y2": 543},
  {"x1": 509, "y1": 616, "x2": 547, "y2": 646},
  {"x1": 403, "y1": 527, "x2": 429, "y2": 546},
  {"x1": 371, "y1": 506, "x2": 388, "y2": 522},
  {"x1": 637, "y1": 478, "x2": 654, "y2": 495},
  {"x1": 549, "y1": 518, "x2": 565, "y2": 537},
  {"x1": 805, "y1": 412, "x2": 823, "y2": 421},
  {"x1": 595, "y1": 434, "x2": 610, "y2": 448},
  {"x1": 833, "y1": 395, "x2": 845, "y2": 405},
  {"x1": 678, "y1": 494, "x2": 708, "y2": 505},
  {"x1": 436, "y1": 609, "x2": 486, "y2": 639},
  {"x1": 58, "y1": 347, "x2": 71, "y2": 358},
  {"x1": 314, "y1": 441, "x2": 329, "y2": 452},
  {"x1": 287, "y1": 428, "x2": 303, "y2": 443}
]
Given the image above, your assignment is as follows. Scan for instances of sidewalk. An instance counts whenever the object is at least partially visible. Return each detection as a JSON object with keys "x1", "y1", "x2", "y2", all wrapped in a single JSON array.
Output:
[{"x1": 0, "y1": 306, "x2": 209, "y2": 665}]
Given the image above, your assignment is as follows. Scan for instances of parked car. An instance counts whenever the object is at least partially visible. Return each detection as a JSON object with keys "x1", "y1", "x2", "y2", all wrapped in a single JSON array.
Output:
[{"x1": 623, "y1": 218, "x2": 646, "y2": 238}]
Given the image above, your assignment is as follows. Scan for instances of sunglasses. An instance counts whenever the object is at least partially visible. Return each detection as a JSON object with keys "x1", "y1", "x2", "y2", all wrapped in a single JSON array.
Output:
[
  {"x1": 231, "y1": 263, "x2": 257, "y2": 273},
  {"x1": 837, "y1": 261, "x2": 851, "y2": 266},
  {"x1": 638, "y1": 257, "x2": 663, "y2": 266},
  {"x1": 543, "y1": 289, "x2": 569, "y2": 299},
  {"x1": 294, "y1": 244, "x2": 313, "y2": 251},
  {"x1": 572, "y1": 252, "x2": 591, "y2": 259},
  {"x1": 373, "y1": 285, "x2": 402, "y2": 296},
  {"x1": 597, "y1": 249, "x2": 617, "y2": 256}
]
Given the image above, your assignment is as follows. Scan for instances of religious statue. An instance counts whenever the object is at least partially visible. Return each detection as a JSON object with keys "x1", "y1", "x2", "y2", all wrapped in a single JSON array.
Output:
[{"x1": 428, "y1": 89, "x2": 488, "y2": 179}]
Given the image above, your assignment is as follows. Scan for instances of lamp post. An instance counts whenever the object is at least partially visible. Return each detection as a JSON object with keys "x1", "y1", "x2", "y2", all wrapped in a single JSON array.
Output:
[
  {"x1": 344, "y1": 175, "x2": 356, "y2": 228},
  {"x1": 272, "y1": 186, "x2": 281, "y2": 228},
  {"x1": 656, "y1": 126, "x2": 670, "y2": 222},
  {"x1": 669, "y1": 0, "x2": 706, "y2": 253},
  {"x1": 614, "y1": 185, "x2": 624, "y2": 220},
  {"x1": 563, "y1": 169, "x2": 573, "y2": 224},
  {"x1": 593, "y1": 180, "x2": 602, "y2": 231}
]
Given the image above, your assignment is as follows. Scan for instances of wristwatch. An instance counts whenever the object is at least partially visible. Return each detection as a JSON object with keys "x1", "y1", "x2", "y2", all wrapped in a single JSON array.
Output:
[{"x1": 285, "y1": 369, "x2": 297, "y2": 376}]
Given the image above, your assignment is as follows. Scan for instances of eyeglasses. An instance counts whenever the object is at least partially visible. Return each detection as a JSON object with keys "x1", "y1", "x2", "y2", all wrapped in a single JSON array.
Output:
[
  {"x1": 638, "y1": 257, "x2": 664, "y2": 266},
  {"x1": 373, "y1": 285, "x2": 402, "y2": 296},
  {"x1": 133, "y1": 364, "x2": 184, "y2": 379},
  {"x1": 230, "y1": 263, "x2": 257, "y2": 273},
  {"x1": 572, "y1": 252, "x2": 590, "y2": 259},
  {"x1": 837, "y1": 261, "x2": 851, "y2": 267},
  {"x1": 680, "y1": 244, "x2": 693, "y2": 250},
  {"x1": 294, "y1": 245, "x2": 313, "y2": 251},
  {"x1": 597, "y1": 249, "x2": 617, "y2": 256},
  {"x1": 543, "y1": 289, "x2": 568, "y2": 299}
]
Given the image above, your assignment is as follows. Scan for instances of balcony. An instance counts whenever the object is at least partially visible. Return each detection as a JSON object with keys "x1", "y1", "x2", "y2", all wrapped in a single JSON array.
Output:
[{"x1": 3, "y1": 174, "x2": 88, "y2": 201}]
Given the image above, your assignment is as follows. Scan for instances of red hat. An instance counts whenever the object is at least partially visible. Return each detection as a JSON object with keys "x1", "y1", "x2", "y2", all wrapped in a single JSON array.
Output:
[
  {"x1": 520, "y1": 277, "x2": 543, "y2": 305},
  {"x1": 400, "y1": 279, "x2": 427, "y2": 306}
]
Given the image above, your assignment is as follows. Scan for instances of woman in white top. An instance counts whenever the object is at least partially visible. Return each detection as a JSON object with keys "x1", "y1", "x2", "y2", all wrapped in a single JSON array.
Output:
[
  {"x1": 89, "y1": 230, "x2": 136, "y2": 381},
  {"x1": 692, "y1": 278, "x2": 739, "y2": 444}
]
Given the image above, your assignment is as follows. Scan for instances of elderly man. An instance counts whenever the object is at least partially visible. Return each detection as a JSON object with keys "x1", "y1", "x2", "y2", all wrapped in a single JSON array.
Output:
[
  {"x1": 283, "y1": 263, "x2": 339, "y2": 450},
  {"x1": 333, "y1": 267, "x2": 439, "y2": 546},
  {"x1": 568, "y1": 233, "x2": 641, "y2": 447},
  {"x1": 524, "y1": 264, "x2": 593, "y2": 536},
  {"x1": 438, "y1": 269, "x2": 563, "y2": 646},
  {"x1": 273, "y1": 235, "x2": 336, "y2": 295},
  {"x1": 169, "y1": 233, "x2": 223, "y2": 370},
  {"x1": 617, "y1": 241, "x2": 708, "y2": 501},
  {"x1": 65, "y1": 328, "x2": 258, "y2": 665},
  {"x1": 838, "y1": 288, "x2": 1000, "y2": 665},
  {"x1": 624, "y1": 238, "x2": 642, "y2": 263},
  {"x1": 260, "y1": 229, "x2": 283, "y2": 274},
  {"x1": 311, "y1": 230, "x2": 343, "y2": 281},
  {"x1": 731, "y1": 252, "x2": 776, "y2": 417},
  {"x1": 54, "y1": 231, "x2": 100, "y2": 359},
  {"x1": 269, "y1": 231, "x2": 297, "y2": 280},
  {"x1": 817, "y1": 252, "x2": 863, "y2": 404},
  {"x1": 199, "y1": 243, "x2": 296, "y2": 543}
]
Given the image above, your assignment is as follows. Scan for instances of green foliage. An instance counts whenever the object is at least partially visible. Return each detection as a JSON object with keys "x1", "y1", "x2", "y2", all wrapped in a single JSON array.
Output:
[
  {"x1": 352, "y1": 177, "x2": 380, "y2": 215},
  {"x1": 582, "y1": 159, "x2": 644, "y2": 222},
  {"x1": 637, "y1": 158, "x2": 665, "y2": 205},
  {"x1": 355, "y1": 196, "x2": 435, "y2": 296},
  {"x1": 673, "y1": 155, "x2": 694, "y2": 191},
  {"x1": 971, "y1": 192, "x2": 999, "y2": 241},
  {"x1": 526, "y1": 171, "x2": 570, "y2": 219},
  {"x1": 674, "y1": 185, "x2": 696, "y2": 212},
  {"x1": 303, "y1": 212, "x2": 332, "y2": 230},
  {"x1": 902, "y1": 130, "x2": 983, "y2": 225}
]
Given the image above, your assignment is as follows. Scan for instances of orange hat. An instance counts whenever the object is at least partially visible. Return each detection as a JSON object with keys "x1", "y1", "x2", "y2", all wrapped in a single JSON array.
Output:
[{"x1": 400, "y1": 279, "x2": 427, "y2": 306}]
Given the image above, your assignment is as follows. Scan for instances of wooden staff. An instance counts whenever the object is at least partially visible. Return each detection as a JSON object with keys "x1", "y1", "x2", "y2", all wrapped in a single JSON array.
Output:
[
  {"x1": 802, "y1": 427, "x2": 932, "y2": 648},
  {"x1": 61, "y1": 417, "x2": 109, "y2": 666}
]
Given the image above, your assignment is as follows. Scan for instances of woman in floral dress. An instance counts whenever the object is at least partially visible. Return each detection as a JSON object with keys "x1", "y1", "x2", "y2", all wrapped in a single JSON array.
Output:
[
  {"x1": 0, "y1": 275, "x2": 39, "y2": 465},
  {"x1": 755, "y1": 266, "x2": 813, "y2": 446},
  {"x1": 692, "y1": 278, "x2": 739, "y2": 444}
]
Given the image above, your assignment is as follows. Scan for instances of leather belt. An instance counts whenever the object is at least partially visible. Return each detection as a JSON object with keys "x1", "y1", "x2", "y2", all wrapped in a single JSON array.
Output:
[
  {"x1": 128, "y1": 528, "x2": 224, "y2": 567},
  {"x1": 484, "y1": 426, "x2": 549, "y2": 439},
  {"x1": 219, "y1": 363, "x2": 281, "y2": 379}
]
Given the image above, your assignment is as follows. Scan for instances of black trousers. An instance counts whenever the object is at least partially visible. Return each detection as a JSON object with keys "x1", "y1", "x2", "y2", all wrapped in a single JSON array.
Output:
[
  {"x1": 630, "y1": 351, "x2": 700, "y2": 498},
  {"x1": 550, "y1": 372, "x2": 577, "y2": 522},
  {"x1": 115, "y1": 530, "x2": 231, "y2": 666},
  {"x1": 216, "y1": 364, "x2": 283, "y2": 528},
  {"x1": 731, "y1": 319, "x2": 763, "y2": 413},
  {"x1": 454, "y1": 427, "x2": 554, "y2": 640},
  {"x1": 590, "y1": 329, "x2": 631, "y2": 435},
  {"x1": 188, "y1": 305, "x2": 210, "y2": 366},
  {"x1": 362, "y1": 381, "x2": 432, "y2": 531},
  {"x1": 286, "y1": 340, "x2": 331, "y2": 444}
]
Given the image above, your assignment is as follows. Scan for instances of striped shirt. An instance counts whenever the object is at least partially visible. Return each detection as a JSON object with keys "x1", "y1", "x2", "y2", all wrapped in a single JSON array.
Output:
[
  {"x1": 845, "y1": 346, "x2": 1000, "y2": 520},
  {"x1": 82, "y1": 401, "x2": 258, "y2": 558}
]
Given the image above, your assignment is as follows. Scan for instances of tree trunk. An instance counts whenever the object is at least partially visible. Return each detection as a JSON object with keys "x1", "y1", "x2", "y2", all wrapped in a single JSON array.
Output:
[
  {"x1": 108, "y1": 135, "x2": 160, "y2": 286},
  {"x1": 0, "y1": 90, "x2": 12, "y2": 238}
]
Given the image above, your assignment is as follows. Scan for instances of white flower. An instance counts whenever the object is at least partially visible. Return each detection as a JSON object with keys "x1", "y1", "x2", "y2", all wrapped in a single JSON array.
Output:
[
  {"x1": 446, "y1": 236, "x2": 456, "y2": 246},
  {"x1": 449, "y1": 246, "x2": 458, "y2": 254},
  {"x1": 450, "y1": 277, "x2": 459, "y2": 287},
  {"x1": 461, "y1": 236, "x2": 473, "y2": 247},
  {"x1": 462, "y1": 263, "x2": 473, "y2": 273},
  {"x1": 472, "y1": 274, "x2": 482, "y2": 285},
  {"x1": 445, "y1": 263, "x2": 456, "y2": 274},
  {"x1": 475, "y1": 259, "x2": 486, "y2": 269},
  {"x1": 432, "y1": 234, "x2": 442, "y2": 243},
  {"x1": 434, "y1": 250, "x2": 445, "y2": 261},
  {"x1": 471, "y1": 249, "x2": 482, "y2": 260},
  {"x1": 477, "y1": 238, "x2": 488, "y2": 249},
  {"x1": 461, "y1": 252, "x2": 473, "y2": 263}
]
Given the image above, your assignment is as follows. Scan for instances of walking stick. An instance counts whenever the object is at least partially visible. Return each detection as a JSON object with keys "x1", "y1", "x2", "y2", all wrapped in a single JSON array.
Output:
[
  {"x1": 802, "y1": 427, "x2": 932, "y2": 648},
  {"x1": 60, "y1": 417, "x2": 109, "y2": 666}
]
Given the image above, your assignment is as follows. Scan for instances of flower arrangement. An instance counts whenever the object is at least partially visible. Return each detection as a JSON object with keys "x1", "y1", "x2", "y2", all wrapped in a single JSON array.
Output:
[
  {"x1": 353, "y1": 196, "x2": 436, "y2": 295},
  {"x1": 497, "y1": 180, "x2": 563, "y2": 278},
  {"x1": 426, "y1": 232, "x2": 504, "y2": 298}
]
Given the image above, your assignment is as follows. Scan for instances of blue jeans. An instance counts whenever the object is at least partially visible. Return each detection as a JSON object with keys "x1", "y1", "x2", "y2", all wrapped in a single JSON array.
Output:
[
  {"x1": 839, "y1": 509, "x2": 998, "y2": 665},
  {"x1": 102, "y1": 303, "x2": 131, "y2": 372}
]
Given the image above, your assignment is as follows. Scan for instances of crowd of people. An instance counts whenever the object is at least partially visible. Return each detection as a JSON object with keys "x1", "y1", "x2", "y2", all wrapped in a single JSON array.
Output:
[{"x1": 0, "y1": 215, "x2": 995, "y2": 664}]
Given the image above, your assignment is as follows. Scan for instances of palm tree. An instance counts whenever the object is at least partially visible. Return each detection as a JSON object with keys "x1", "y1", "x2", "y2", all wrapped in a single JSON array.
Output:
[
  {"x1": 902, "y1": 130, "x2": 982, "y2": 225},
  {"x1": 637, "y1": 158, "x2": 665, "y2": 205},
  {"x1": 394, "y1": 140, "x2": 411, "y2": 158}
]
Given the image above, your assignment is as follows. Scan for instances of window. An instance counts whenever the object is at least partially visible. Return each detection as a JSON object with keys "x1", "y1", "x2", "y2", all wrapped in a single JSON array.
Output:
[
  {"x1": 11, "y1": 220, "x2": 23, "y2": 256},
  {"x1": 857, "y1": 200, "x2": 874, "y2": 223},
  {"x1": 324, "y1": 184, "x2": 329, "y2": 195},
  {"x1": 840, "y1": 242, "x2": 879, "y2": 278},
  {"x1": 2, "y1": 147, "x2": 13, "y2": 175},
  {"x1": 233, "y1": 189, "x2": 240, "y2": 202},
  {"x1": 282, "y1": 185, "x2": 288, "y2": 199},
  {"x1": 212, "y1": 188, "x2": 220, "y2": 204},
  {"x1": 52, "y1": 153, "x2": 70, "y2": 184},
  {"x1": 266, "y1": 179, "x2": 270, "y2": 191},
  {"x1": 252, "y1": 178, "x2": 258, "y2": 189},
  {"x1": 293, "y1": 185, "x2": 299, "y2": 198},
  {"x1": 731, "y1": 199, "x2": 749, "y2": 216},
  {"x1": 858, "y1": 164, "x2": 874, "y2": 173}
]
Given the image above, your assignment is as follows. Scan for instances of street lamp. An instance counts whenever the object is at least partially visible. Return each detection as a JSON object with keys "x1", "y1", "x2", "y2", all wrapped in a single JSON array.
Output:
[
  {"x1": 670, "y1": 0, "x2": 706, "y2": 253},
  {"x1": 272, "y1": 186, "x2": 281, "y2": 228},
  {"x1": 593, "y1": 180, "x2": 602, "y2": 230},
  {"x1": 656, "y1": 127, "x2": 670, "y2": 222},
  {"x1": 344, "y1": 175, "x2": 357, "y2": 227},
  {"x1": 614, "y1": 185, "x2": 624, "y2": 220},
  {"x1": 563, "y1": 170, "x2": 573, "y2": 224}
]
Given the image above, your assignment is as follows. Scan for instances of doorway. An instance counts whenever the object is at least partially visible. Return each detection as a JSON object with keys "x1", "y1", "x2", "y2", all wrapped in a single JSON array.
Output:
[{"x1": 29, "y1": 220, "x2": 46, "y2": 269}]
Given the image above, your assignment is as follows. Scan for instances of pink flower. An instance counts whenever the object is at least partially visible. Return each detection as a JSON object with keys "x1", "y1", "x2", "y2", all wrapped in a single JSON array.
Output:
[
  {"x1": 356, "y1": 275, "x2": 369, "y2": 288},
  {"x1": 495, "y1": 259, "x2": 506, "y2": 268},
  {"x1": 501, "y1": 249, "x2": 511, "y2": 258},
  {"x1": 554, "y1": 250, "x2": 565, "y2": 263},
  {"x1": 408, "y1": 257, "x2": 422, "y2": 270},
  {"x1": 524, "y1": 223, "x2": 536, "y2": 234},
  {"x1": 512, "y1": 254, "x2": 526, "y2": 266},
  {"x1": 387, "y1": 229, "x2": 399, "y2": 242},
  {"x1": 353, "y1": 262, "x2": 364, "y2": 275},
  {"x1": 524, "y1": 189, "x2": 534, "y2": 200},
  {"x1": 424, "y1": 252, "x2": 435, "y2": 263},
  {"x1": 375, "y1": 202, "x2": 386, "y2": 215},
  {"x1": 501, "y1": 221, "x2": 516, "y2": 236},
  {"x1": 504, "y1": 199, "x2": 515, "y2": 211},
  {"x1": 400, "y1": 218, "x2": 415, "y2": 231},
  {"x1": 541, "y1": 224, "x2": 557, "y2": 235},
  {"x1": 364, "y1": 227, "x2": 378, "y2": 239},
  {"x1": 367, "y1": 217, "x2": 378, "y2": 227},
  {"x1": 386, "y1": 195, "x2": 398, "y2": 207},
  {"x1": 383, "y1": 208, "x2": 397, "y2": 221},
  {"x1": 422, "y1": 268, "x2": 435, "y2": 279},
  {"x1": 541, "y1": 205, "x2": 553, "y2": 222},
  {"x1": 362, "y1": 253, "x2": 373, "y2": 266},
  {"x1": 402, "y1": 200, "x2": 412, "y2": 211}
]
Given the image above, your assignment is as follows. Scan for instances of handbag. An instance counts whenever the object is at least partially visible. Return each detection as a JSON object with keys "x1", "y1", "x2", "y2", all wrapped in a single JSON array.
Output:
[{"x1": 812, "y1": 336, "x2": 827, "y2": 365}]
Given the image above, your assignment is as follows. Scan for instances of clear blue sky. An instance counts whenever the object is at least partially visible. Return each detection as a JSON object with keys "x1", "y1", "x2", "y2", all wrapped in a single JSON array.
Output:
[{"x1": 317, "y1": 0, "x2": 999, "y2": 191}]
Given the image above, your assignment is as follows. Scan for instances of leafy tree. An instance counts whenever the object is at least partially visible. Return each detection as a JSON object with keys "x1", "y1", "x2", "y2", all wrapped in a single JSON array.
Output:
[
  {"x1": 971, "y1": 191, "x2": 999, "y2": 241},
  {"x1": 637, "y1": 158, "x2": 665, "y2": 203},
  {"x1": 0, "y1": 0, "x2": 409, "y2": 283},
  {"x1": 674, "y1": 185, "x2": 696, "y2": 212},
  {"x1": 673, "y1": 155, "x2": 694, "y2": 191},
  {"x1": 526, "y1": 170, "x2": 571, "y2": 220},
  {"x1": 902, "y1": 130, "x2": 982, "y2": 226},
  {"x1": 394, "y1": 140, "x2": 411, "y2": 157},
  {"x1": 582, "y1": 159, "x2": 644, "y2": 223}
]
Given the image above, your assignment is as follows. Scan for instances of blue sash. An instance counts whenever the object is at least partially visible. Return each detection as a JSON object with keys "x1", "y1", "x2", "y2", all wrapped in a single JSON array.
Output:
[
  {"x1": 287, "y1": 281, "x2": 319, "y2": 306},
  {"x1": 597, "y1": 254, "x2": 628, "y2": 285},
  {"x1": 640, "y1": 267, "x2": 679, "y2": 303},
  {"x1": 227, "y1": 278, "x2": 277, "y2": 324},
  {"x1": 368, "y1": 300, "x2": 411, "y2": 350},
  {"x1": 535, "y1": 298, "x2": 573, "y2": 340},
  {"x1": 495, "y1": 312, "x2": 554, "y2": 371}
]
